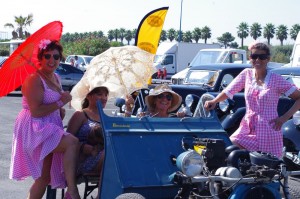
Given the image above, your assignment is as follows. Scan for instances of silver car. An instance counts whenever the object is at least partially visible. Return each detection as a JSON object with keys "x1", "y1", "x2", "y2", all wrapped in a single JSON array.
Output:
[{"x1": 56, "y1": 63, "x2": 84, "y2": 91}]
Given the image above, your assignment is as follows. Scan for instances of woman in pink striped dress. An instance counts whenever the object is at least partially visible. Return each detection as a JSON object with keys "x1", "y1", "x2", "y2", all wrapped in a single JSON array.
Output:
[
  {"x1": 9, "y1": 40, "x2": 80, "y2": 199},
  {"x1": 204, "y1": 42, "x2": 300, "y2": 158}
]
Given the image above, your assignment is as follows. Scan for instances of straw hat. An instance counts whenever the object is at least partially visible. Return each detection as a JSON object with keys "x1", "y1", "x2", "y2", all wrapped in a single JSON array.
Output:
[
  {"x1": 70, "y1": 76, "x2": 110, "y2": 110},
  {"x1": 145, "y1": 84, "x2": 182, "y2": 112}
]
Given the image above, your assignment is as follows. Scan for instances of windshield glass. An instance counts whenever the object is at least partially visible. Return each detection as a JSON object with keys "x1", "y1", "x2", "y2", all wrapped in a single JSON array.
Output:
[
  {"x1": 153, "y1": 55, "x2": 164, "y2": 63},
  {"x1": 190, "y1": 51, "x2": 225, "y2": 66},
  {"x1": 85, "y1": 56, "x2": 94, "y2": 64},
  {"x1": 184, "y1": 70, "x2": 219, "y2": 86}
]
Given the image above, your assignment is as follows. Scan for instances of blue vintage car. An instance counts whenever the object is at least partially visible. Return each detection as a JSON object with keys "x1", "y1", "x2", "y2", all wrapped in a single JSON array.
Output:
[{"x1": 97, "y1": 99, "x2": 232, "y2": 198}]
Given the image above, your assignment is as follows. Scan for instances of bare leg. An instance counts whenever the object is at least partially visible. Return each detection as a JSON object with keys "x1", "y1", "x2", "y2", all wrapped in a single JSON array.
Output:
[
  {"x1": 53, "y1": 134, "x2": 80, "y2": 199},
  {"x1": 27, "y1": 154, "x2": 52, "y2": 199}
]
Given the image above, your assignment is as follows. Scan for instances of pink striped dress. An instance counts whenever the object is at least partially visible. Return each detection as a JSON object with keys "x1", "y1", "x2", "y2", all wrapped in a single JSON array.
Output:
[
  {"x1": 9, "y1": 75, "x2": 69, "y2": 188},
  {"x1": 224, "y1": 68, "x2": 297, "y2": 157}
]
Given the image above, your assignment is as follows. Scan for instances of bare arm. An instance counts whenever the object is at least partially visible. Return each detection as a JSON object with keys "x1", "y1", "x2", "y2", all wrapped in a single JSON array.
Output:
[
  {"x1": 270, "y1": 90, "x2": 300, "y2": 131},
  {"x1": 204, "y1": 92, "x2": 229, "y2": 111},
  {"x1": 67, "y1": 111, "x2": 86, "y2": 135}
]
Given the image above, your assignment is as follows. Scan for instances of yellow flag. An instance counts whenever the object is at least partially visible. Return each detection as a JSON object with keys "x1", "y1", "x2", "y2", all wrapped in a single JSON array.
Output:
[{"x1": 135, "y1": 7, "x2": 169, "y2": 55}]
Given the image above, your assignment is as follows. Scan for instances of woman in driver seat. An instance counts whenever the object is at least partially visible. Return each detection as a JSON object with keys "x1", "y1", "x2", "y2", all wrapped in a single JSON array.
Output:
[{"x1": 125, "y1": 84, "x2": 185, "y2": 118}]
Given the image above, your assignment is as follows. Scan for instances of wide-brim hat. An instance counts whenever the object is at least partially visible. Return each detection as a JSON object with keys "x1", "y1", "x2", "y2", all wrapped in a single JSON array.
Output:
[
  {"x1": 70, "y1": 76, "x2": 110, "y2": 110},
  {"x1": 145, "y1": 84, "x2": 182, "y2": 112}
]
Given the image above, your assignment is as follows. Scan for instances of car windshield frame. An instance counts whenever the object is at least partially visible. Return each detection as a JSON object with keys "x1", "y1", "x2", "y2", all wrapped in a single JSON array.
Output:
[{"x1": 184, "y1": 69, "x2": 220, "y2": 86}]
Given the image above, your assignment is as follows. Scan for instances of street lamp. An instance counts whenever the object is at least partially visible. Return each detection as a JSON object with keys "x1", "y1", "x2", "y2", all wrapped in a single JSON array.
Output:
[{"x1": 179, "y1": 0, "x2": 183, "y2": 42}]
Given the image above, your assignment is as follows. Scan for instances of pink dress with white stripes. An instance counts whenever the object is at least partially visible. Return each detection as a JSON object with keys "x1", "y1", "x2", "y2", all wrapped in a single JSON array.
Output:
[
  {"x1": 9, "y1": 75, "x2": 69, "y2": 188},
  {"x1": 224, "y1": 68, "x2": 297, "y2": 157}
]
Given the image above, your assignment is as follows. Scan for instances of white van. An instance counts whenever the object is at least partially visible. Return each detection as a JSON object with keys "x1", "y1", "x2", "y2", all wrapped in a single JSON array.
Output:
[{"x1": 288, "y1": 32, "x2": 300, "y2": 67}]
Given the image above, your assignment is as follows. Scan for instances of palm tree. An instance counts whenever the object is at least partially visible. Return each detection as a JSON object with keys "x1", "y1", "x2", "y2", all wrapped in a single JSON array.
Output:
[
  {"x1": 132, "y1": 29, "x2": 137, "y2": 43},
  {"x1": 160, "y1": 30, "x2": 167, "y2": 42},
  {"x1": 263, "y1": 23, "x2": 275, "y2": 45},
  {"x1": 290, "y1": 24, "x2": 300, "y2": 41},
  {"x1": 113, "y1": 29, "x2": 119, "y2": 42},
  {"x1": 4, "y1": 14, "x2": 33, "y2": 39},
  {"x1": 124, "y1": 30, "x2": 132, "y2": 45},
  {"x1": 276, "y1": 24, "x2": 288, "y2": 46},
  {"x1": 250, "y1": 22, "x2": 262, "y2": 40},
  {"x1": 201, "y1": 26, "x2": 212, "y2": 44},
  {"x1": 192, "y1": 27, "x2": 201, "y2": 43},
  {"x1": 107, "y1": 30, "x2": 114, "y2": 42},
  {"x1": 167, "y1": 28, "x2": 176, "y2": 42},
  {"x1": 119, "y1": 28, "x2": 126, "y2": 43},
  {"x1": 217, "y1": 32, "x2": 235, "y2": 48},
  {"x1": 237, "y1": 22, "x2": 249, "y2": 48},
  {"x1": 183, "y1": 31, "x2": 193, "y2": 42}
]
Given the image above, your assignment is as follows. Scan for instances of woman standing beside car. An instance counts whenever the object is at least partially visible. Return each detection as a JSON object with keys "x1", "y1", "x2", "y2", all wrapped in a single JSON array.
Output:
[{"x1": 204, "y1": 42, "x2": 300, "y2": 158}]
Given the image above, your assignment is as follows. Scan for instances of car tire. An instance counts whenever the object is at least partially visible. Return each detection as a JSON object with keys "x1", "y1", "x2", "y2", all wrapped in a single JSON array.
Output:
[{"x1": 115, "y1": 193, "x2": 146, "y2": 199}]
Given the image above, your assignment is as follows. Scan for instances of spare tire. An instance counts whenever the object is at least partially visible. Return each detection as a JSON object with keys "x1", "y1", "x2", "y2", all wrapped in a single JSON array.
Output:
[{"x1": 115, "y1": 193, "x2": 146, "y2": 199}]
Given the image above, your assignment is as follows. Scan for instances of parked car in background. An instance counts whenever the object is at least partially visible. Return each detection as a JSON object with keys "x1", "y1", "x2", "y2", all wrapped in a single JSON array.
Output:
[
  {"x1": 65, "y1": 55, "x2": 94, "y2": 71},
  {"x1": 56, "y1": 63, "x2": 84, "y2": 91},
  {"x1": 0, "y1": 56, "x2": 8, "y2": 68}
]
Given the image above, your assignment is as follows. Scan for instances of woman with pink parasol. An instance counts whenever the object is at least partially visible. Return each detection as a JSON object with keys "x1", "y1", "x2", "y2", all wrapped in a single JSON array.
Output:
[{"x1": 9, "y1": 40, "x2": 80, "y2": 199}]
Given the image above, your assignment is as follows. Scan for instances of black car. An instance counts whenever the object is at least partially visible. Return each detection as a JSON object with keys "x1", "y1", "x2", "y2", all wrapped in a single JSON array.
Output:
[
  {"x1": 169, "y1": 63, "x2": 252, "y2": 109},
  {"x1": 55, "y1": 63, "x2": 84, "y2": 91}
]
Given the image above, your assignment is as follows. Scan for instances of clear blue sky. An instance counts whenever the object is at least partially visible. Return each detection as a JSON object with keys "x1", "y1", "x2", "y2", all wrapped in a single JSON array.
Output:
[{"x1": 1, "y1": 0, "x2": 299, "y2": 46}]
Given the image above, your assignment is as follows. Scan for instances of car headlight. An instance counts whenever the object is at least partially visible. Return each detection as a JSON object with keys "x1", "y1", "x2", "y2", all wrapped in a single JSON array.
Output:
[
  {"x1": 176, "y1": 150, "x2": 204, "y2": 177},
  {"x1": 219, "y1": 99, "x2": 230, "y2": 112}
]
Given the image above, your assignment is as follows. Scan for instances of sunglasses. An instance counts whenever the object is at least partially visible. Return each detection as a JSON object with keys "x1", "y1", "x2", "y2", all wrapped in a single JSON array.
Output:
[
  {"x1": 44, "y1": 54, "x2": 60, "y2": 60},
  {"x1": 250, "y1": 54, "x2": 269, "y2": 60},
  {"x1": 157, "y1": 93, "x2": 173, "y2": 101}
]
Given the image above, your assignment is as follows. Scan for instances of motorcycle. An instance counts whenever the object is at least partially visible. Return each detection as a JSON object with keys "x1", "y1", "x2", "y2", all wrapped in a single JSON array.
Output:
[
  {"x1": 170, "y1": 93, "x2": 300, "y2": 199},
  {"x1": 184, "y1": 93, "x2": 300, "y2": 172}
]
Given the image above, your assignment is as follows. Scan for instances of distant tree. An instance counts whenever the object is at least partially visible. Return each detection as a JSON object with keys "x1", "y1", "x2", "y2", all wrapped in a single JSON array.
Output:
[
  {"x1": 230, "y1": 42, "x2": 239, "y2": 48},
  {"x1": 176, "y1": 30, "x2": 184, "y2": 42},
  {"x1": 132, "y1": 29, "x2": 137, "y2": 43},
  {"x1": 167, "y1": 28, "x2": 176, "y2": 42},
  {"x1": 276, "y1": 24, "x2": 288, "y2": 46},
  {"x1": 113, "y1": 29, "x2": 119, "y2": 42},
  {"x1": 107, "y1": 30, "x2": 114, "y2": 42},
  {"x1": 237, "y1": 22, "x2": 249, "y2": 48},
  {"x1": 124, "y1": 30, "x2": 132, "y2": 45},
  {"x1": 201, "y1": 26, "x2": 212, "y2": 44},
  {"x1": 192, "y1": 27, "x2": 201, "y2": 43},
  {"x1": 217, "y1": 32, "x2": 235, "y2": 48},
  {"x1": 290, "y1": 24, "x2": 300, "y2": 40},
  {"x1": 4, "y1": 14, "x2": 33, "y2": 39},
  {"x1": 160, "y1": 30, "x2": 167, "y2": 42},
  {"x1": 119, "y1": 28, "x2": 126, "y2": 43},
  {"x1": 250, "y1": 22, "x2": 262, "y2": 40},
  {"x1": 263, "y1": 23, "x2": 275, "y2": 45},
  {"x1": 183, "y1": 31, "x2": 193, "y2": 42}
]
